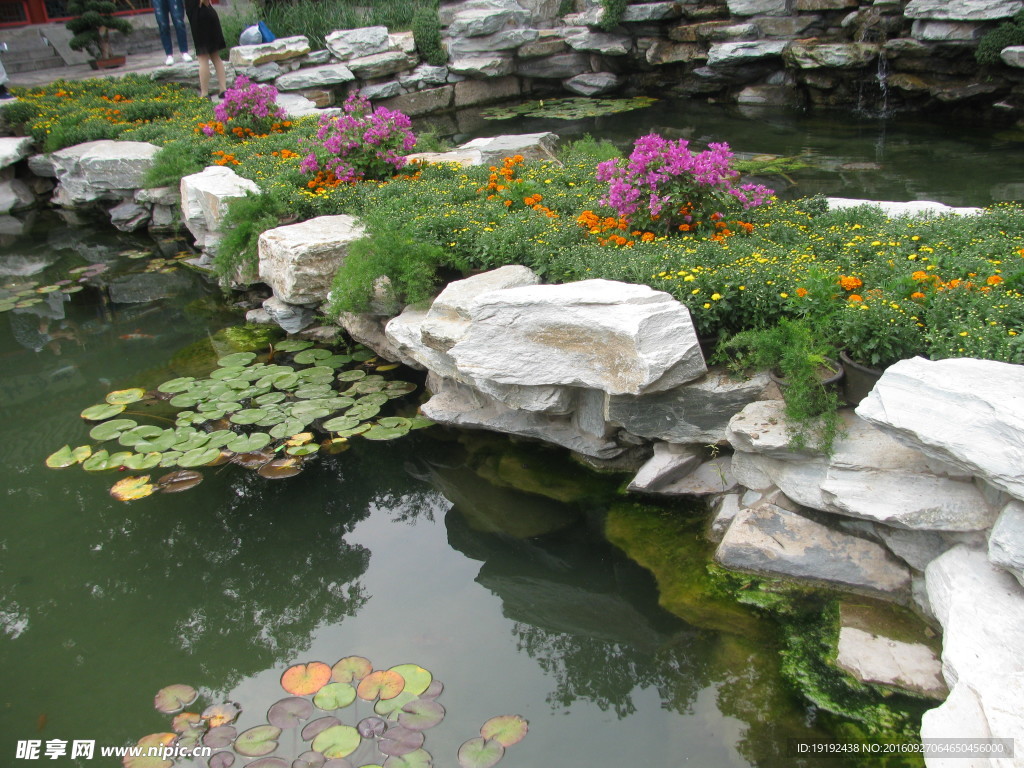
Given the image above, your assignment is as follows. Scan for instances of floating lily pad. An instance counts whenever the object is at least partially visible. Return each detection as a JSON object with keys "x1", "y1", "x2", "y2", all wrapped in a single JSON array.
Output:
[
  {"x1": 294, "y1": 348, "x2": 332, "y2": 364},
  {"x1": 125, "y1": 733, "x2": 175, "y2": 768},
  {"x1": 204, "y1": 430, "x2": 237, "y2": 449},
  {"x1": 377, "y1": 417, "x2": 412, "y2": 431},
  {"x1": 218, "y1": 352, "x2": 257, "y2": 367},
  {"x1": 118, "y1": 424, "x2": 164, "y2": 446},
  {"x1": 273, "y1": 339, "x2": 313, "y2": 352},
  {"x1": 408, "y1": 416, "x2": 435, "y2": 430},
  {"x1": 346, "y1": 405, "x2": 380, "y2": 422},
  {"x1": 479, "y1": 715, "x2": 528, "y2": 747},
  {"x1": 352, "y1": 349, "x2": 374, "y2": 362},
  {"x1": 375, "y1": 363, "x2": 400, "y2": 372},
  {"x1": 202, "y1": 702, "x2": 240, "y2": 728},
  {"x1": 286, "y1": 444, "x2": 320, "y2": 457},
  {"x1": 379, "y1": 726, "x2": 424, "y2": 757},
  {"x1": 336, "y1": 370, "x2": 367, "y2": 382},
  {"x1": 268, "y1": 696, "x2": 315, "y2": 729},
  {"x1": 357, "y1": 393, "x2": 389, "y2": 408},
  {"x1": 357, "y1": 717, "x2": 388, "y2": 739},
  {"x1": 288, "y1": 404, "x2": 331, "y2": 422},
  {"x1": 457, "y1": 737, "x2": 504, "y2": 768},
  {"x1": 363, "y1": 425, "x2": 407, "y2": 441},
  {"x1": 420, "y1": 680, "x2": 444, "y2": 700},
  {"x1": 111, "y1": 475, "x2": 156, "y2": 501},
  {"x1": 255, "y1": 391, "x2": 287, "y2": 406},
  {"x1": 177, "y1": 447, "x2": 222, "y2": 468},
  {"x1": 89, "y1": 418, "x2": 138, "y2": 441},
  {"x1": 483, "y1": 95, "x2": 657, "y2": 121},
  {"x1": 323, "y1": 416, "x2": 361, "y2": 433},
  {"x1": 281, "y1": 661, "x2": 332, "y2": 696},
  {"x1": 374, "y1": 691, "x2": 417, "y2": 720},
  {"x1": 246, "y1": 759, "x2": 288, "y2": 768},
  {"x1": 172, "y1": 712, "x2": 202, "y2": 734},
  {"x1": 232, "y1": 450, "x2": 275, "y2": 469},
  {"x1": 81, "y1": 403, "x2": 126, "y2": 421},
  {"x1": 154, "y1": 684, "x2": 198, "y2": 714},
  {"x1": 382, "y1": 749, "x2": 432, "y2": 768},
  {"x1": 301, "y1": 716, "x2": 341, "y2": 742},
  {"x1": 208, "y1": 752, "x2": 235, "y2": 768},
  {"x1": 158, "y1": 451, "x2": 183, "y2": 467},
  {"x1": 203, "y1": 725, "x2": 237, "y2": 749},
  {"x1": 123, "y1": 453, "x2": 162, "y2": 470},
  {"x1": 334, "y1": 423, "x2": 370, "y2": 438},
  {"x1": 211, "y1": 366, "x2": 246, "y2": 381},
  {"x1": 158, "y1": 470, "x2": 203, "y2": 493},
  {"x1": 347, "y1": 381, "x2": 385, "y2": 395},
  {"x1": 321, "y1": 438, "x2": 350, "y2": 454},
  {"x1": 81, "y1": 450, "x2": 111, "y2": 471},
  {"x1": 46, "y1": 444, "x2": 92, "y2": 468},
  {"x1": 313, "y1": 682, "x2": 356, "y2": 711},
  {"x1": 332, "y1": 656, "x2": 373, "y2": 683},
  {"x1": 271, "y1": 373, "x2": 299, "y2": 390},
  {"x1": 358, "y1": 670, "x2": 405, "y2": 701},
  {"x1": 293, "y1": 751, "x2": 327, "y2": 768},
  {"x1": 295, "y1": 384, "x2": 334, "y2": 400},
  {"x1": 170, "y1": 393, "x2": 200, "y2": 408},
  {"x1": 226, "y1": 432, "x2": 271, "y2": 453},
  {"x1": 311, "y1": 724, "x2": 361, "y2": 759},
  {"x1": 269, "y1": 419, "x2": 306, "y2": 440},
  {"x1": 318, "y1": 354, "x2": 351, "y2": 368},
  {"x1": 230, "y1": 408, "x2": 267, "y2": 425},
  {"x1": 390, "y1": 665, "x2": 432, "y2": 697},
  {"x1": 234, "y1": 725, "x2": 281, "y2": 757},
  {"x1": 398, "y1": 700, "x2": 445, "y2": 732}
]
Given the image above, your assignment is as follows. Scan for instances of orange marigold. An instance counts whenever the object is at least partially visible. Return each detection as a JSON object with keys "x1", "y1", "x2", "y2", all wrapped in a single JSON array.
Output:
[
  {"x1": 795, "y1": 287, "x2": 808, "y2": 298},
  {"x1": 911, "y1": 270, "x2": 929, "y2": 281},
  {"x1": 987, "y1": 275, "x2": 1004, "y2": 285},
  {"x1": 911, "y1": 291, "x2": 926, "y2": 300},
  {"x1": 848, "y1": 294, "x2": 863, "y2": 303},
  {"x1": 839, "y1": 275, "x2": 863, "y2": 291}
]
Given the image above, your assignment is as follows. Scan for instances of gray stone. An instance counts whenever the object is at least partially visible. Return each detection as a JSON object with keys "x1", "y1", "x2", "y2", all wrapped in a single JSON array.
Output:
[
  {"x1": 50, "y1": 140, "x2": 161, "y2": 207},
  {"x1": 447, "y1": 27, "x2": 539, "y2": 54},
  {"x1": 607, "y1": 369, "x2": 770, "y2": 445},
  {"x1": 565, "y1": 30, "x2": 632, "y2": 55},
  {"x1": 245, "y1": 308, "x2": 273, "y2": 325},
  {"x1": 238, "y1": 62, "x2": 283, "y2": 82},
  {"x1": 836, "y1": 626, "x2": 947, "y2": 699},
  {"x1": 134, "y1": 186, "x2": 178, "y2": 206},
  {"x1": 707, "y1": 493, "x2": 743, "y2": 543},
  {"x1": 448, "y1": 279, "x2": 706, "y2": 396},
  {"x1": 785, "y1": 42, "x2": 880, "y2": 68},
  {"x1": 905, "y1": 0, "x2": 1023, "y2": 20},
  {"x1": 108, "y1": 200, "x2": 150, "y2": 232},
  {"x1": 518, "y1": 36, "x2": 569, "y2": 58},
  {"x1": 337, "y1": 311, "x2": 415, "y2": 366},
  {"x1": 856, "y1": 357, "x2": 1024, "y2": 503},
  {"x1": 276, "y1": 93, "x2": 322, "y2": 119},
  {"x1": 263, "y1": 296, "x2": 317, "y2": 334},
  {"x1": 230, "y1": 36, "x2": 312, "y2": 67},
  {"x1": 737, "y1": 84, "x2": 800, "y2": 106},
  {"x1": 324, "y1": 26, "x2": 392, "y2": 60},
  {"x1": 826, "y1": 197, "x2": 983, "y2": 217},
  {"x1": 347, "y1": 50, "x2": 419, "y2": 79},
  {"x1": 753, "y1": 15, "x2": 819, "y2": 37},
  {"x1": 707, "y1": 40, "x2": 788, "y2": 66},
  {"x1": 399, "y1": 64, "x2": 451, "y2": 88},
  {"x1": 456, "y1": 132, "x2": 559, "y2": 164},
  {"x1": 361, "y1": 80, "x2": 404, "y2": 100},
  {"x1": 716, "y1": 504, "x2": 912, "y2": 598},
  {"x1": 910, "y1": 20, "x2": 986, "y2": 41},
  {"x1": 922, "y1": 546, "x2": 1024, "y2": 753},
  {"x1": 627, "y1": 442, "x2": 704, "y2": 493},
  {"x1": 27, "y1": 154, "x2": 56, "y2": 178},
  {"x1": 874, "y1": 525, "x2": 954, "y2": 571},
  {"x1": 622, "y1": 2, "x2": 682, "y2": 21},
  {"x1": 646, "y1": 41, "x2": 706, "y2": 65},
  {"x1": 515, "y1": 52, "x2": 591, "y2": 78},
  {"x1": 562, "y1": 72, "x2": 623, "y2": 95},
  {"x1": 300, "y1": 50, "x2": 334, "y2": 66},
  {"x1": 379, "y1": 86, "x2": 455, "y2": 117},
  {"x1": 404, "y1": 149, "x2": 483, "y2": 166},
  {"x1": 0, "y1": 137, "x2": 33, "y2": 169},
  {"x1": 726, "y1": 0, "x2": 788, "y2": 15},
  {"x1": 728, "y1": 402, "x2": 998, "y2": 532},
  {"x1": 650, "y1": 455, "x2": 738, "y2": 496},
  {"x1": 448, "y1": 54, "x2": 515, "y2": 77},
  {"x1": 180, "y1": 166, "x2": 261, "y2": 255},
  {"x1": 0, "y1": 179, "x2": 35, "y2": 214},
  {"x1": 258, "y1": 215, "x2": 366, "y2": 305},
  {"x1": 448, "y1": 7, "x2": 529, "y2": 36},
  {"x1": 275, "y1": 63, "x2": 355, "y2": 90},
  {"x1": 562, "y1": 7, "x2": 605, "y2": 25},
  {"x1": 1002, "y1": 45, "x2": 1024, "y2": 67},
  {"x1": 989, "y1": 500, "x2": 1024, "y2": 586},
  {"x1": 454, "y1": 76, "x2": 521, "y2": 107},
  {"x1": 795, "y1": 0, "x2": 857, "y2": 8},
  {"x1": 150, "y1": 204, "x2": 176, "y2": 230}
]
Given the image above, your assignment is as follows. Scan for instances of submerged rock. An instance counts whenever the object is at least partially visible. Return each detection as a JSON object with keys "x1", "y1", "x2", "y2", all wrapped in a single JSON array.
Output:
[{"x1": 836, "y1": 626, "x2": 946, "y2": 699}]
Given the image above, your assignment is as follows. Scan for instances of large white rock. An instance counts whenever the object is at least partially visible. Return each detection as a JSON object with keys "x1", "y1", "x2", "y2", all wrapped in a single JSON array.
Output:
[
  {"x1": 0, "y1": 137, "x2": 33, "y2": 169},
  {"x1": 446, "y1": 27, "x2": 539, "y2": 54},
  {"x1": 274, "y1": 63, "x2": 355, "y2": 90},
  {"x1": 989, "y1": 500, "x2": 1024, "y2": 586},
  {"x1": 447, "y1": 5, "x2": 530, "y2": 36},
  {"x1": 707, "y1": 40, "x2": 788, "y2": 66},
  {"x1": 905, "y1": 0, "x2": 1023, "y2": 20},
  {"x1": 448, "y1": 279, "x2": 706, "y2": 396},
  {"x1": 627, "y1": 442, "x2": 703, "y2": 493},
  {"x1": 258, "y1": 215, "x2": 365, "y2": 305},
  {"x1": 856, "y1": 357, "x2": 1024, "y2": 503},
  {"x1": 827, "y1": 197, "x2": 983, "y2": 217},
  {"x1": 716, "y1": 504, "x2": 912, "y2": 599},
  {"x1": 922, "y1": 546, "x2": 1024, "y2": 766},
  {"x1": 785, "y1": 41, "x2": 880, "y2": 68},
  {"x1": 564, "y1": 31, "x2": 632, "y2": 55},
  {"x1": 50, "y1": 140, "x2": 161, "y2": 207},
  {"x1": 180, "y1": 166, "x2": 261, "y2": 254},
  {"x1": 727, "y1": 401, "x2": 998, "y2": 531},
  {"x1": 229, "y1": 36, "x2": 312, "y2": 67},
  {"x1": 346, "y1": 50, "x2": 419, "y2": 79},
  {"x1": 0, "y1": 179, "x2": 35, "y2": 214},
  {"x1": 836, "y1": 625, "x2": 947, "y2": 699},
  {"x1": 726, "y1": 0, "x2": 787, "y2": 14},
  {"x1": 325, "y1": 26, "x2": 393, "y2": 60},
  {"x1": 455, "y1": 132, "x2": 559, "y2": 165}
]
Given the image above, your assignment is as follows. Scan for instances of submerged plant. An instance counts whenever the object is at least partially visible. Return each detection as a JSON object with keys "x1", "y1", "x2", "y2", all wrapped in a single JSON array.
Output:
[{"x1": 137, "y1": 655, "x2": 528, "y2": 768}]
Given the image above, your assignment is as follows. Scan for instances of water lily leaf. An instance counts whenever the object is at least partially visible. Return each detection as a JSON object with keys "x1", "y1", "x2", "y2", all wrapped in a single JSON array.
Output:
[
  {"x1": 177, "y1": 447, "x2": 222, "y2": 468},
  {"x1": 271, "y1": 373, "x2": 299, "y2": 390},
  {"x1": 256, "y1": 410, "x2": 287, "y2": 427},
  {"x1": 118, "y1": 425, "x2": 164, "y2": 446},
  {"x1": 374, "y1": 691, "x2": 417, "y2": 720},
  {"x1": 388, "y1": 665, "x2": 431, "y2": 697},
  {"x1": 111, "y1": 475, "x2": 155, "y2": 501},
  {"x1": 205, "y1": 430, "x2": 237, "y2": 449},
  {"x1": 273, "y1": 339, "x2": 313, "y2": 352},
  {"x1": 232, "y1": 450, "x2": 275, "y2": 469},
  {"x1": 202, "y1": 725, "x2": 237, "y2": 749},
  {"x1": 334, "y1": 424, "x2": 370, "y2": 438},
  {"x1": 479, "y1": 715, "x2": 528, "y2": 747},
  {"x1": 358, "y1": 670, "x2": 405, "y2": 701},
  {"x1": 420, "y1": 680, "x2": 443, "y2": 700},
  {"x1": 230, "y1": 408, "x2": 267, "y2": 425},
  {"x1": 336, "y1": 370, "x2": 367, "y2": 382},
  {"x1": 285, "y1": 432, "x2": 313, "y2": 446},
  {"x1": 323, "y1": 416, "x2": 360, "y2": 433},
  {"x1": 352, "y1": 349, "x2": 374, "y2": 362},
  {"x1": 313, "y1": 682, "x2": 357, "y2": 711},
  {"x1": 281, "y1": 661, "x2": 332, "y2": 696},
  {"x1": 295, "y1": 384, "x2": 334, "y2": 400},
  {"x1": 123, "y1": 453, "x2": 162, "y2": 470},
  {"x1": 288, "y1": 402, "x2": 331, "y2": 420},
  {"x1": 378, "y1": 417, "x2": 412, "y2": 431},
  {"x1": 346, "y1": 405, "x2": 380, "y2": 422},
  {"x1": 255, "y1": 391, "x2": 287, "y2": 406},
  {"x1": 357, "y1": 717, "x2": 388, "y2": 739},
  {"x1": 363, "y1": 425, "x2": 407, "y2": 441},
  {"x1": 46, "y1": 444, "x2": 92, "y2": 468},
  {"x1": 375, "y1": 363, "x2": 400, "y2": 372},
  {"x1": 227, "y1": 432, "x2": 272, "y2": 453},
  {"x1": 203, "y1": 701, "x2": 241, "y2": 728},
  {"x1": 382, "y1": 749, "x2": 431, "y2": 768},
  {"x1": 348, "y1": 381, "x2": 385, "y2": 395},
  {"x1": 269, "y1": 420, "x2": 306, "y2": 440},
  {"x1": 311, "y1": 725, "x2": 361, "y2": 759},
  {"x1": 268, "y1": 696, "x2": 315, "y2": 729},
  {"x1": 208, "y1": 752, "x2": 235, "y2": 768},
  {"x1": 81, "y1": 403, "x2": 126, "y2": 421},
  {"x1": 408, "y1": 417, "x2": 435, "y2": 430},
  {"x1": 105, "y1": 451, "x2": 133, "y2": 468},
  {"x1": 332, "y1": 656, "x2": 372, "y2": 683},
  {"x1": 457, "y1": 738, "x2": 503, "y2": 768},
  {"x1": 357, "y1": 393, "x2": 389, "y2": 408},
  {"x1": 234, "y1": 724, "x2": 281, "y2": 757},
  {"x1": 170, "y1": 393, "x2": 201, "y2": 408},
  {"x1": 286, "y1": 444, "x2": 320, "y2": 457},
  {"x1": 106, "y1": 387, "x2": 147, "y2": 406},
  {"x1": 301, "y1": 716, "x2": 341, "y2": 742},
  {"x1": 293, "y1": 751, "x2": 327, "y2": 768},
  {"x1": 246, "y1": 759, "x2": 288, "y2": 768},
  {"x1": 125, "y1": 733, "x2": 175, "y2": 768},
  {"x1": 211, "y1": 366, "x2": 246, "y2": 381},
  {"x1": 321, "y1": 438, "x2": 350, "y2": 454},
  {"x1": 159, "y1": 451, "x2": 183, "y2": 467},
  {"x1": 157, "y1": 470, "x2": 203, "y2": 492},
  {"x1": 82, "y1": 450, "x2": 111, "y2": 471},
  {"x1": 318, "y1": 354, "x2": 351, "y2": 368},
  {"x1": 398, "y1": 700, "x2": 445, "y2": 732},
  {"x1": 294, "y1": 348, "x2": 332, "y2": 364},
  {"x1": 379, "y1": 727, "x2": 424, "y2": 757},
  {"x1": 172, "y1": 712, "x2": 202, "y2": 733},
  {"x1": 218, "y1": 352, "x2": 257, "y2": 367},
  {"x1": 154, "y1": 684, "x2": 198, "y2": 714}
]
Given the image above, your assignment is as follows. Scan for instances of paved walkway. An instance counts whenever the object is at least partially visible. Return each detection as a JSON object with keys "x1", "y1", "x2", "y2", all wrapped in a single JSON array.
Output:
[{"x1": 8, "y1": 50, "x2": 197, "y2": 89}]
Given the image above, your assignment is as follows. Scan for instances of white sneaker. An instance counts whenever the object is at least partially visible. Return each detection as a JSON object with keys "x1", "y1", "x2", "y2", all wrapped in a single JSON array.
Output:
[
  {"x1": 181, "y1": 52, "x2": 193, "y2": 62},
  {"x1": 165, "y1": 55, "x2": 174, "y2": 66}
]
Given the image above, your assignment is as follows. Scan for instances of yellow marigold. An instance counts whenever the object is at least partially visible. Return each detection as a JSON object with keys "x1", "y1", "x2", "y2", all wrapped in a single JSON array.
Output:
[{"x1": 711, "y1": 293, "x2": 722, "y2": 301}]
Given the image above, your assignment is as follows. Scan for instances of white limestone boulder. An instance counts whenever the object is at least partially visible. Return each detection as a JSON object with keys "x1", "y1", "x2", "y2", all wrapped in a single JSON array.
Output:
[
  {"x1": 785, "y1": 41, "x2": 881, "y2": 68},
  {"x1": 715, "y1": 503, "x2": 912, "y2": 599},
  {"x1": 180, "y1": 166, "x2": 260, "y2": 255},
  {"x1": 448, "y1": 279, "x2": 706, "y2": 396},
  {"x1": 563, "y1": 72, "x2": 623, "y2": 96},
  {"x1": 836, "y1": 625, "x2": 946, "y2": 699},
  {"x1": 447, "y1": 5, "x2": 530, "y2": 37},
  {"x1": 258, "y1": 215, "x2": 365, "y2": 305},
  {"x1": 50, "y1": 140, "x2": 161, "y2": 207},
  {"x1": 726, "y1": 0, "x2": 787, "y2": 14},
  {"x1": 346, "y1": 51, "x2": 419, "y2": 79},
  {"x1": 455, "y1": 132, "x2": 559, "y2": 165},
  {"x1": 904, "y1": 0, "x2": 1023, "y2": 20},
  {"x1": 564, "y1": 31, "x2": 632, "y2": 55},
  {"x1": 325, "y1": 26, "x2": 393, "y2": 60},
  {"x1": 627, "y1": 442, "x2": 703, "y2": 493},
  {"x1": 0, "y1": 137, "x2": 33, "y2": 169},
  {"x1": 0, "y1": 179, "x2": 35, "y2": 214},
  {"x1": 727, "y1": 401, "x2": 998, "y2": 531},
  {"x1": 856, "y1": 357, "x2": 1024, "y2": 503},
  {"x1": 229, "y1": 36, "x2": 312, "y2": 67},
  {"x1": 989, "y1": 500, "x2": 1024, "y2": 586},
  {"x1": 647, "y1": 455, "x2": 738, "y2": 496},
  {"x1": 921, "y1": 546, "x2": 1024, "y2": 763},
  {"x1": 827, "y1": 197, "x2": 983, "y2": 217},
  {"x1": 274, "y1": 63, "x2": 355, "y2": 90},
  {"x1": 707, "y1": 40, "x2": 788, "y2": 66},
  {"x1": 263, "y1": 296, "x2": 316, "y2": 334}
]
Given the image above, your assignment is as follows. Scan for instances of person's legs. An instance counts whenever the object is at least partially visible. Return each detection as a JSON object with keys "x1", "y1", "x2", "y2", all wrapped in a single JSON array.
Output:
[
  {"x1": 197, "y1": 53, "x2": 211, "y2": 97},
  {"x1": 151, "y1": 0, "x2": 174, "y2": 57},
  {"x1": 212, "y1": 55, "x2": 226, "y2": 95},
  {"x1": 168, "y1": 0, "x2": 190, "y2": 56}
]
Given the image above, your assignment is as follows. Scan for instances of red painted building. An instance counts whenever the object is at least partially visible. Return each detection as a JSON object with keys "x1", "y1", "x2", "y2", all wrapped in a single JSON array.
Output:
[{"x1": 0, "y1": 0, "x2": 152, "y2": 27}]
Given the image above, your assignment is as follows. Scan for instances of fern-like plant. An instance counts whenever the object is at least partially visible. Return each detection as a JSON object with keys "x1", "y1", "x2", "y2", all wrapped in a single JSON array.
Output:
[
  {"x1": 65, "y1": 0, "x2": 132, "y2": 61},
  {"x1": 975, "y1": 10, "x2": 1024, "y2": 65},
  {"x1": 412, "y1": 6, "x2": 447, "y2": 66}
]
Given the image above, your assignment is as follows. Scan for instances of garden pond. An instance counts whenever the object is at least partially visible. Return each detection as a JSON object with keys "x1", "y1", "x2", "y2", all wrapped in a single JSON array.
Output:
[{"x1": 1, "y1": 100, "x2": 1013, "y2": 767}]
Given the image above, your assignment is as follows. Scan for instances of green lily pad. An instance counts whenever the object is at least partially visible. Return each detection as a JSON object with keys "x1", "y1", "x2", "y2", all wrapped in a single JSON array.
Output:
[
  {"x1": 480, "y1": 714, "x2": 528, "y2": 746},
  {"x1": 364, "y1": 425, "x2": 407, "y2": 441},
  {"x1": 158, "y1": 451, "x2": 183, "y2": 467},
  {"x1": 318, "y1": 354, "x2": 351, "y2": 368},
  {"x1": 136, "y1": 430, "x2": 178, "y2": 452},
  {"x1": 312, "y1": 682, "x2": 356, "y2": 711},
  {"x1": 390, "y1": 664, "x2": 432, "y2": 697},
  {"x1": 293, "y1": 348, "x2": 332, "y2": 364},
  {"x1": 230, "y1": 408, "x2": 268, "y2": 425},
  {"x1": 311, "y1": 724, "x2": 361, "y2": 759},
  {"x1": 227, "y1": 432, "x2": 272, "y2": 453},
  {"x1": 357, "y1": 393, "x2": 389, "y2": 408},
  {"x1": 347, "y1": 405, "x2": 381, "y2": 421},
  {"x1": 336, "y1": 369, "x2": 367, "y2": 382},
  {"x1": 386, "y1": 381, "x2": 417, "y2": 396},
  {"x1": 45, "y1": 444, "x2": 92, "y2": 468},
  {"x1": 408, "y1": 416, "x2": 435, "y2": 430},
  {"x1": 374, "y1": 690, "x2": 418, "y2": 720},
  {"x1": 332, "y1": 656, "x2": 373, "y2": 683},
  {"x1": 352, "y1": 349, "x2": 375, "y2": 362},
  {"x1": 271, "y1": 373, "x2": 299, "y2": 390},
  {"x1": 383, "y1": 748, "x2": 432, "y2": 768},
  {"x1": 234, "y1": 725, "x2": 281, "y2": 757},
  {"x1": 154, "y1": 684, "x2": 198, "y2": 714},
  {"x1": 457, "y1": 737, "x2": 504, "y2": 768},
  {"x1": 286, "y1": 444, "x2": 319, "y2": 456},
  {"x1": 118, "y1": 424, "x2": 165, "y2": 446},
  {"x1": 89, "y1": 418, "x2": 138, "y2": 441},
  {"x1": 334, "y1": 423, "x2": 371, "y2": 438},
  {"x1": 301, "y1": 716, "x2": 342, "y2": 742},
  {"x1": 177, "y1": 447, "x2": 222, "y2": 468},
  {"x1": 295, "y1": 384, "x2": 334, "y2": 399},
  {"x1": 273, "y1": 339, "x2": 313, "y2": 352},
  {"x1": 482, "y1": 95, "x2": 657, "y2": 121},
  {"x1": 106, "y1": 388, "x2": 147, "y2": 405},
  {"x1": 269, "y1": 419, "x2": 306, "y2": 440},
  {"x1": 205, "y1": 430, "x2": 237, "y2": 449},
  {"x1": 255, "y1": 391, "x2": 287, "y2": 406},
  {"x1": 218, "y1": 352, "x2": 257, "y2": 367},
  {"x1": 81, "y1": 403, "x2": 126, "y2": 421},
  {"x1": 323, "y1": 416, "x2": 361, "y2": 433},
  {"x1": 255, "y1": 411, "x2": 288, "y2": 427},
  {"x1": 169, "y1": 393, "x2": 200, "y2": 408},
  {"x1": 82, "y1": 450, "x2": 110, "y2": 471},
  {"x1": 123, "y1": 452, "x2": 162, "y2": 470},
  {"x1": 211, "y1": 366, "x2": 246, "y2": 381}
]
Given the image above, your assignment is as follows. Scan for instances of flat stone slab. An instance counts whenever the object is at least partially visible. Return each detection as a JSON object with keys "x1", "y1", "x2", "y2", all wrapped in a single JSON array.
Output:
[
  {"x1": 653, "y1": 455, "x2": 738, "y2": 496},
  {"x1": 836, "y1": 625, "x2": 947, "y2": 699},
  {"x1": 180, "y1": 165, "x2": 261, "y2": 254},
  {"x1": 716, "y1": 504, "x2": 912, "y2": 599},
  {"x1": 627, "y1": 442, "x2": 703, "y2": 493},
  {"x1": 325, "y1": 26, "x2": 393, "y2": 60},
  {"x1": 51, "y1": 140, "x2": 161, "y2": 206},
  {"x1": 0, "y1": 137, "x2": 33, "y2": 169},
  {"x1": 707, "y1": 40, "x2": 788, "y2": 66},
  {"x1": 275, "y1": 63, "x2": 355, "y2": 90},
  {"x1": 455, "y1": 132, "x2": 559, "y2": 165},
  {"x1": 229, "y1": 36, "x2": 312, "y2": 67},
  {"x1": 904, "y1": 0, "x2": 1023, "y2": 20},
  {"x1": 826, "y1": 197, "x2": 982, "y2": 217}
]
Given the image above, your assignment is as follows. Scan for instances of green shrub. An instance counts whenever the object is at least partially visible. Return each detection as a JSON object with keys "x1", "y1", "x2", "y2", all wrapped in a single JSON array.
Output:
[
  {"x1": 599, "y1": 0, "x2": 627, "y2": 30},
  {"x1": 975, "y1": 10, "x2": 1024, "y2": 65},
  {"x1": 214, "y1": 191, "x2": 292, "y2": 281},
  {"x1": 412, "y1": 6, "x2": 447, "y2": 66}
]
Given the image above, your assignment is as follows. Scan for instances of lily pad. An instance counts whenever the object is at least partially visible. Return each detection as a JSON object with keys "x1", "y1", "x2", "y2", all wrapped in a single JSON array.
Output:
[
  {"x1": 154, "y1": 684, "x2": 198, "y2": 714},
  {"x1": 408, "y1": 417, "x2": 435, "y2": 430},
  {"x1": 227, "y1": 432, "x2": 272, "y2": 453},
  {"x1": 352, "y1": 349, "x2": 374, "y2": 362},
  {"x1": 81, "y1": 450, "x2": 111, "y2": 471},
  {"x1": 46, "y1": 444, "x2": 92, "y2": 468},
  {"x1": 281, "y1": 661, "x2": 332, "y2": 696},
  {"x1": 81, "y1": 403, "x2": 126, "y2": 421},
  {"x1": 268, "y1": 696, "x2": 315, "y2": 729},
  {"x1": 202, "y1": 702, "x2": 240, "y2": 728},
  {"x1": 480, "y1": 715, "x2": 528, "y2": 747},
  {"x1": 293, "y1": 751, "x2": 327, "y2": 768},
  {"x1": 346, "y1": 405, "x2": 380, "y2": 422},
  {"x1": 382, "y1": 749, "x2": 432, "y2": 768},
  {"x1": 269, "y1": 420, "x2": 307, "y2": 440},
  {"x1": 123, "y1": 453, "x2": 162, "y2": 470},
  {"x1": 357, "y1": 393, "x2": 389, "y2": 408},
  {"x1": 234, "y1": 725, "x2": 281, "y2": 757},
  {"x1": 170, "y1": 393, "x2": 200, "y2": 408},
  {"x1": 301, "y1": 716, "x2": 341, "y2": 742},
  {"x1": 420, "y1": 680, "x2": 444, "y2": 700},
  {"x1": 321, "y1": 438, "x2": 350, "y2": 454},
  {"x1": 332, "y1": 656, "x2": 373, "y2": 683},
  {"x1": 177, "y1": 447, "x2": 223, "y2": 468},
  {"x1": 271, "y1": 373, "x2": 299, "y2": 390},
  {"x1": 482, "y1": 95, "x2": 657, "y2": 121},
  {"x1": 230, "y1": 408, "x2": 268, "y2": 425},
  {"x1": 336, "y1": 370, "x2": 367, "y2": 382},
  {"x1": 232, "y1": 450, "x2": 275, "y2": 469},
  {"x1": 334, "y1": 424, "x2": 370, "y2": 438},
  {"x1": 379, "y1": 727, "x2": 424, "y2": 757},
  {"x1": 273, "y1": 339, "x2": 313, "y2": 352},
  {"x1": 347, "y1": 381, "x2": 385, "y2": 395},
  {"x1": 323, "y1": 416, "x2": 361, "y2": 433},
  {"x1": 398, "y1": 700, "x2": 445, "y2": 732},
  {"x1": 255, "y1": 391, "x2": 287, "y2": 406},
  {"x1": 247, "y1": 759, "x2": 289, "y2": 768},
  {"x1": 357, "y1": 670, "x2": 405, "y2": 701},
  {"x1": 211, "y1": 366, "x2": 246, "y2": 381},
  {"x1": 457, "y1": 737, "x2": 504, "y2": 768},
  {"x1": 294, "y1": 348, "x2": 332, "y2": 364},
  {"x1": 363, "y1": 425, "x2": 407, "y2": 441},
  {"x1": 357, "y1": 717, "x2": 388, "y2": 739},
  {"x1": 313, "y1": 682, "x2": 357, "y2": 711},
  {"x1": 311, "y1": 724, "x2": 361, "y2": 759},
  {"x1": 106, "y1": 388, "x2": 147, "y2": 406},
  {"x1": 111, "y1": 475, "x2": 156, "y2": 501},
  {"x1": 172, "y1": 712, "x2": 202, "y2": 733},
  {"x1": 218, "y1": 352, "x2": 257, "y2": 367},
  {"x1": 378, "y1": 417, "x2": 412, "y2": 431},
  {"x1": 286, "y1": 444, "x2": 320, "y2": 457},
  {"x1": 118, "y1": 424, "x2": 164, "y2": 446},
  {"x1": 374, "y1": 691, "x2": 418, "y2": 720},
  {"x1": 295, "y1": 384, "x2": 334, "y2": 399},
  {"x1": 203, "y1": 725, "x2": 237, "y2": 749},
  {"x1": 157, "y1": 470, "x2": 204, "y2": 493},
  {"x1": 158, "y1": 451, "x2": 183, "y2": 467},
  {"x1": 208, "y1": 752, "x2": 235, "y2": 768}
]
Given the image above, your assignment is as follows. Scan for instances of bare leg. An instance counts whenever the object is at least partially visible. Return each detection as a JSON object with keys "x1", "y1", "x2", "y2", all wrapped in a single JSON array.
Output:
[
  {"x1": 197, "y1": 53, "x2": 211, "y2": 97},
  {"x1": 212, "y1": 55, "x2": 226, "y2": 95}
]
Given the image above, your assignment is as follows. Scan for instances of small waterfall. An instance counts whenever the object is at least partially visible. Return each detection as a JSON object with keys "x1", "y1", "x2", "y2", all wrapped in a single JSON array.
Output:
[{"x1": 875, "y1": 52, "x2": 890, "y2": 117}]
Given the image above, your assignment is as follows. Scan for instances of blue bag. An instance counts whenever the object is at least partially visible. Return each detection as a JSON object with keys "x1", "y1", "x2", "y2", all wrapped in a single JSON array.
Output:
[{"x1": 257, "y1": 20, "x2": 276, "y2": 43}]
